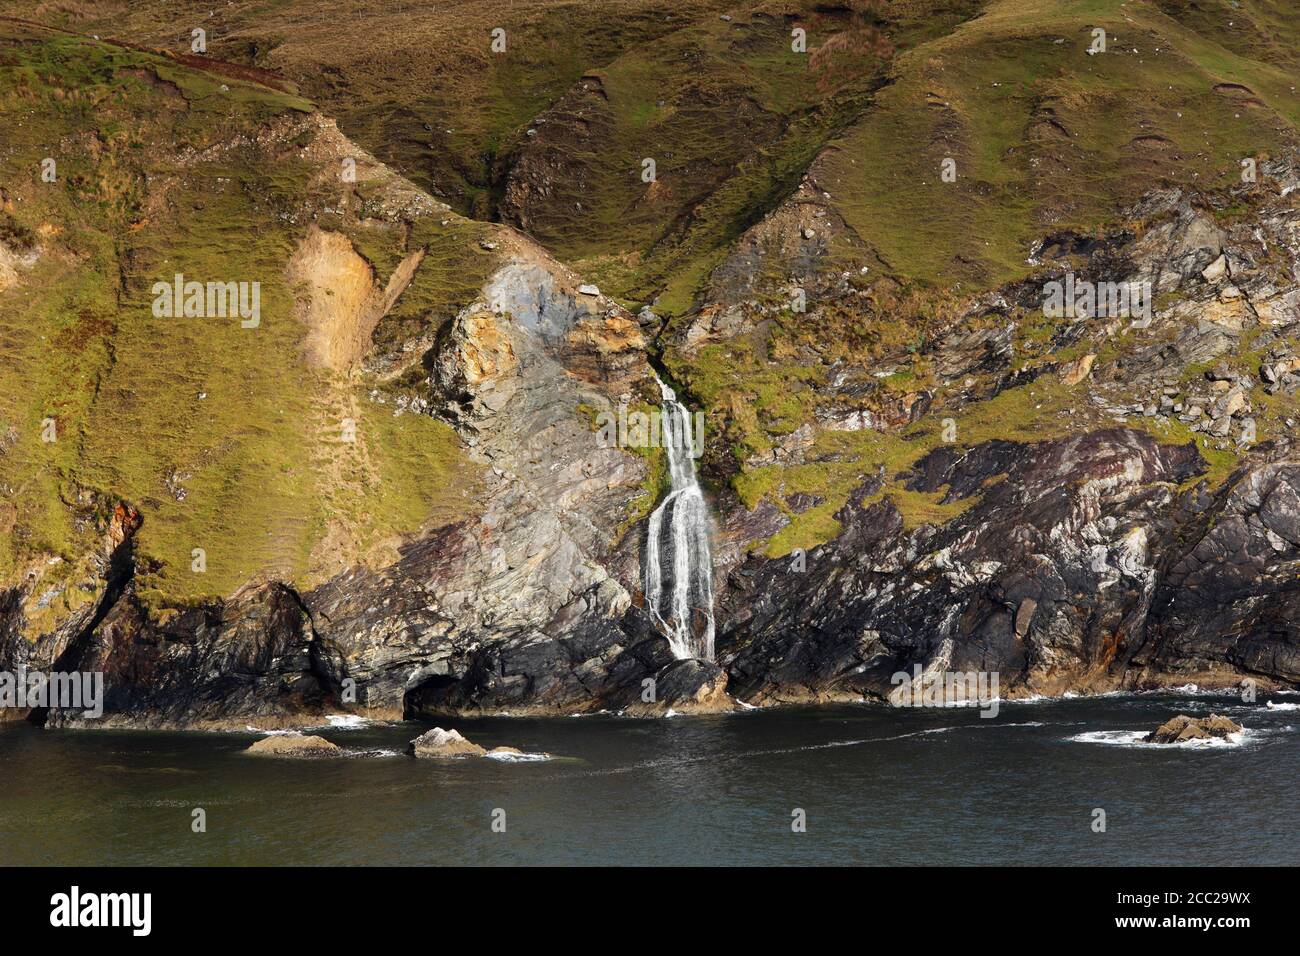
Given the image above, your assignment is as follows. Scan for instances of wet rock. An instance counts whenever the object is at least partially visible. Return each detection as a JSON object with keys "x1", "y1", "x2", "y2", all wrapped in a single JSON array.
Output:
[
  {"x1": 408, "y1": 727, "x2": 486, "y2": 758},
  {"x1": 716, "y1": 428, "x2": 1298, "y2": 705},
  {"x1": 246, "y1": 734, "x2": 341, "y2": 757},
  {"x1": 621, "y1": 658, "x2": 734, "y2": 716},
  {"x1": 1144, "y1": 714, "x2": 1242, "y2": 744}
]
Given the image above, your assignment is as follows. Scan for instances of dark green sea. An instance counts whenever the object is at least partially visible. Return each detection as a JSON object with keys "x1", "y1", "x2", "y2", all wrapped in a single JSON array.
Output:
[{"x1": 2, "y1": 692, "x2": 1296, "y2": 866}]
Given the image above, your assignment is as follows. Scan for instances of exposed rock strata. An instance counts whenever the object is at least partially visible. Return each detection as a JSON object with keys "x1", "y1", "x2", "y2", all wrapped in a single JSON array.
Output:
[{"x1": 3, "y1": 139, "x2": 1298, "y2": 729}]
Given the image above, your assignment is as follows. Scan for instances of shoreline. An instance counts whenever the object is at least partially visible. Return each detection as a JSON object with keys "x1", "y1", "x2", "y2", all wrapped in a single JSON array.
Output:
[{"x1": 9, "y1": 678, "x2": 1297, "y2": 735}]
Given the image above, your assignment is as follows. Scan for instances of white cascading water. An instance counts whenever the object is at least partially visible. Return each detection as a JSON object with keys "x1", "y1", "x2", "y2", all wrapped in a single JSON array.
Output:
[{"x1": 644, "y1": 375, "x2": 716, "y2": 661}]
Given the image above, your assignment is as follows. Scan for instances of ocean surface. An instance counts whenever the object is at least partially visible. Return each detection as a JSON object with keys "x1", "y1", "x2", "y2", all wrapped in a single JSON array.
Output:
[{"x1": 2, "y1": 691, "x2": 1297, "y2": 866}]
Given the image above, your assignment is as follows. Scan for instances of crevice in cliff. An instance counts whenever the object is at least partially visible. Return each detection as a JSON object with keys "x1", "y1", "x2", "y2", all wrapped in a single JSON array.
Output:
[
  {"x1": 277, "y1": 581, "x2": 346, "y2": 709},
  {"x1": 28, "y1": 506, "x2": 140, "y2": 727}
]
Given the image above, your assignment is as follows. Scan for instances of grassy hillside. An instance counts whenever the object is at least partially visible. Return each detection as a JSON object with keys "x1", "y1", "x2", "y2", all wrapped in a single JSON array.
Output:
[
  {"x1": 7, "y1": 1, "x2": 1296, "y2": 307},
  {"x1": 0, "y1": 23, "x2": 485, "y2": 611},
  {"x1": 1, "y1": 0, "x2": 741, "y2": 215},
  {"x1": 817, "y1": 0, "x2": 1300, "y2": 290},
  {"x1": 3, "y1": 0, "x2": 1298, "y2": 585}
]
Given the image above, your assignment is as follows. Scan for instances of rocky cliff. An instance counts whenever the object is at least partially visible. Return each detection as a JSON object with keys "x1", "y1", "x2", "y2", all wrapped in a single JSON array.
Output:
[{"x1": 1, "y1": 5, "x2": 1298, "y2": 728}]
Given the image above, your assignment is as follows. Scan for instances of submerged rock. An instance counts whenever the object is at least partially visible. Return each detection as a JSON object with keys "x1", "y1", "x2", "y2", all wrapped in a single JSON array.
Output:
[
  {"x1": 485, "y1": 745, "x2": 553, "y2": 760},
  {"x1": 407, "y1": 727, "x2": 486, "y2": 758},
  {"x1": 1144, "y1": 714, "x2": 1242, "y2": 744},
  {"x1": 246, "y1": 734, "x2": 342, "y2": 757}
]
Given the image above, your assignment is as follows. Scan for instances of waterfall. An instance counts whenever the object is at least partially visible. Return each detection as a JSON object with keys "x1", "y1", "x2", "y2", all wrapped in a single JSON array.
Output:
[{"x1": 644, "y1": 375, "x2": 715, "y2": 661}]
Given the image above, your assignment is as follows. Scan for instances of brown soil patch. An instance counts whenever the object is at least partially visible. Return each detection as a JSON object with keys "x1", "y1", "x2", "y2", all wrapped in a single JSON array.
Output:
[{"x1": 287, "y1": 226, "x2": 424, "y2": 373}]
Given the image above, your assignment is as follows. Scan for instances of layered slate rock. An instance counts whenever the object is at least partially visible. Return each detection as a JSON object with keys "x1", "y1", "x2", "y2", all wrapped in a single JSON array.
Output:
[
  {"x1": 716, "y1": 428, "x2": 1297, "y2": 704},
  {"x1": 619, "y1": 659, "x2": 734, "y2": 717}
]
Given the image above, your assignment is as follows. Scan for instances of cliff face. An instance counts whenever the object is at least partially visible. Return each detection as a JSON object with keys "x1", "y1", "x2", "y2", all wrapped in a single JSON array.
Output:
[
  {"x1": 2, "y1": 6, "x2": 1299, "y2": 727},
  {"x1": 8, "y1": 163, "x2": 1299, "y2": 727},
  {"x1": 720, "y1": 434, "x2": 1300, "y2": 704}
]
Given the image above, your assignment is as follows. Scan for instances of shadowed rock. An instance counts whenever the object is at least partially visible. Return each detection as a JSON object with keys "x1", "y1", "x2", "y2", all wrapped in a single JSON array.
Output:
[{"x1": 621, "y1": 658, "x2": 734, "y2": 716}]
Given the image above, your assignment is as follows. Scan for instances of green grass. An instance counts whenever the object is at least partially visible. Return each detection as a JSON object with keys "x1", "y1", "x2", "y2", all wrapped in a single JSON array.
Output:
[
  {"x1": 819, "y1": 0, "x2": 1297, "y2": 292},
  {"x1": 0, "y1": 27, "x2": 483, "y2": 618},
  {"x1": 4, "y1": 1, "x2": 1296, "y2": 608}
]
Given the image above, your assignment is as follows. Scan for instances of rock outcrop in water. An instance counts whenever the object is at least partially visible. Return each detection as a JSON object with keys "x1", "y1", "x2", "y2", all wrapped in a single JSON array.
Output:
[
  {"x1": 247, "y1": 734, "x2": 342, "y2": 757},
  {"x1": 1144, "y1": 714, "x2": 1242, "y2": 744},
  {"x1": 407, "y1": 727, "x2": 486, "y2": 758}
]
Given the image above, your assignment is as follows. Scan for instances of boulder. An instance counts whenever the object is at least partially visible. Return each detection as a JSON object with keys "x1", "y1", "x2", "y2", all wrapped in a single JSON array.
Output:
[
  {"x1": 1201, "y1": 254, "x2": 1228, "y2": 282},
  {"x1": 246, "y1": 734, "x2": 342, "y2": 757},
  {"x1": 407, "y1": 726, "x2": 486, "y2": 758},
  {"x1": 1144, "y1": 713, "x2": 1242, "y2": 744},
  {"x1": 1059, "y1": 353, "x2": 1096, "y2": 387}
]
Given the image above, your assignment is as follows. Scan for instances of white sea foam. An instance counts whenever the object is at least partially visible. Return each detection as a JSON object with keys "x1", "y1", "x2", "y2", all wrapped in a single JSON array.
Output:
[
  {"x1": 484, "y1": 751, "x2": 552, "y2": 762},
  {"x1": 1069, "y1": 728, "x2": 1256, "y2": 749},
  {"x1": 323, "y1": 714, "x2": 373, "y2": 729},
  {"x1": 1265, "y1": 701, "x2": 1299, "y2": 711},
  {"x1": 1005, "y1": 693, "x2": 1053, "y2": 704},
  {"x1": 246, "y1": 715, "x2": 375, "y2": 734}
]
